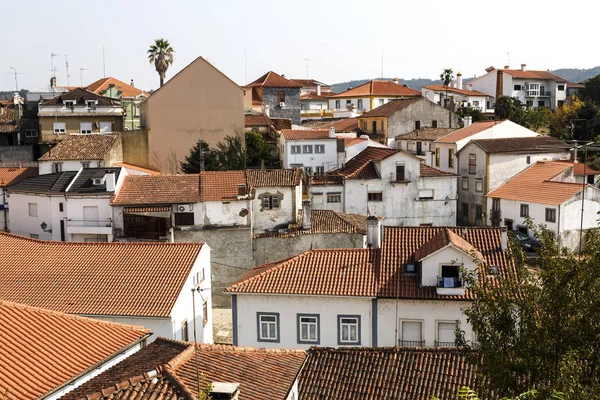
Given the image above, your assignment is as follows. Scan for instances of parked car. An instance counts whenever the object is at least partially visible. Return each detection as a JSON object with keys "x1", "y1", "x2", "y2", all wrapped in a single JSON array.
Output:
[{"x1": 513, "y1": 231, "x2": 541, "y2": 251}]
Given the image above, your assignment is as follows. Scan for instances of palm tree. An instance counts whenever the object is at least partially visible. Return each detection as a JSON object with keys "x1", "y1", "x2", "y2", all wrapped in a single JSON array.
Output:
[
  {"x1": 147, "y1": 39, "x2": 175, "y2": 87},
  {"x1": 440, "y1": 68, "x2": 454, "y2": 108}
]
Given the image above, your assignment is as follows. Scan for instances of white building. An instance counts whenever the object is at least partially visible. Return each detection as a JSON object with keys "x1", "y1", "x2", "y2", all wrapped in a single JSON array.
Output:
[
  {"x1": 0, "y1": 232, "x2": 213, "y2": 344},
  {"x1": 227, "y1": 223, "x2": 510, "y2": 349},
  {"x1": 433, "y1": 120, "x2": 539, "y2": 174},
  {"x1": 456, "y1": 136, "x2": 572, "y2": 226},
  {"x1": 0, "y1": 167, "x2": 37, "y2": 231},
  {"x1": 280, "y1": 129, "x2": 338, "y2": 174},
  {"x1": 395, "y1": 127, "x2": 458, "y2": 166},
  {"x1": 310, "y1": 146, "x2": 458, "y2": 226},
  {"x1": 468, "y1": 64, "x2": 571, "y2": 110},
  {"x1": 487, "y1": 161, "x2": 600, "y2": 251},
  {"x1": 7, "y1": 167, "x2": 125, "y2": 242},
  {"x1": 422, "y1": 72, "x2": 492, "y2": 112}
]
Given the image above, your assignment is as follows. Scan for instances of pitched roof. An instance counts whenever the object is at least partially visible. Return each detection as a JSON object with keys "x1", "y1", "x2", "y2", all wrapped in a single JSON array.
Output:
[
  {"x1": 41, "y1": 87, "x2": 120, "y2": 106},
  {"x1": 486, "y1": 161, "x2": 588, "y2": 205},
  {"x1": 360, "y1": 97, "x2": 424, "y2": 117},
  {"x1": 343, "y1": 137, "x2": 367, "y2": 148},
  {"x1": 336, "y1": 147, "x2": 398, "y2": 179},
  {"x1": 420, "y1": 163, "x2": 457, "y2": 177},
  {"x1": 67, "y1": 167, "x2": 122, "y2": 194},
  {"x1": 246, "y1": 169, "x2": 303, "y2": 187},
  {"x1": 322, "y1": 117, "x2": 359, "y2": 132},
  {"x1": 254, "y1": 209, "x2": 367, "y2": 238},
  {"x1": 246, "y1": 71, "x2": 303, "y2": 88},
  {"x1": 110, "y1": 175, "x2": 200, "y2": 205},
  {"x1": 299, "y1": 347, "x2": 481, "y2": 400},
  {"x1": 0, "y1": 167, "x2": 38, "y2": 187},
  {"x1": 0, "y1": 300, "x2": 149, "y2": 400},
  {"x1": 113, "y1": 162, "x2": 160, "y2": 175},
  {"x1": 415, "y1": 227, "x2": 485, "y2": 262},
  {"x1": 86, "y1": 77, "x2": 150, "y2": 98},
  {"x1": 198, "y1": 170, "x2": 247, "y2": 201},
  {"x1": 229, "y1": 227, "x2": 514, "y2": 301},
  {"x1": 434, "y1": 121, "x2": 500, "y2": 144},
  {"x1": 281, "y1": 129, "x2": 332, "y2": 140},
  {"x1": 0, "y1": 105, "x2": 19, "y2": 134},
  {"x1": 332, "y1": 80, "x2": 421, "y2": 98},
  {"x1": 553, "y1": 160, "x2": 600, "y2": 176},
  {"x1": 39, "y1": 134, "x2": 119, "y2": 161},
  {"x1": 396, "y1": 127, "x2": 458, "y2": 141},
  {"x1": 467, "y1": 136, "x2": 571, "y2": 154},
  {"x1": 502, "y1": 69, "x2": 567, "y2": 82},
  {"x1": 6, "y1": 171, "x2": 77, "y2": 194},
  {"x1": 288, "y1": 79, "x2": 330, "y2": 87},
  {"x1": 422, "y1": 84, "x2": 489, "y2": 97},
  {"x1": 244, "y1": 113, "x2": 273, "y2": 127},
  {"x1": 299, "y1": 91, "x2": 337, "y2": 101},
  {"x1": 0, "y1": 233, "x2": 203, "y2": 317}
]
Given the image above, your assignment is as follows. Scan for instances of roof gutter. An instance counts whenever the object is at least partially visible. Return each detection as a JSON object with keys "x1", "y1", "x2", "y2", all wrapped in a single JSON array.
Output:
[{"x1": 64, "y1": 168, "x2": 84, "y2": 193}]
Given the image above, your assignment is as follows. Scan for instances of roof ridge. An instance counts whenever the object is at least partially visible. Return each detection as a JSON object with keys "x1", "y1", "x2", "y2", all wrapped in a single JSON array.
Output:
[
  {"x1": 194, "y1": 343, "x2": 306, "y2": 353},
  {"x1": 0, "y1": 232, "x2": 204, "y2": 247},
  {"x1": 78, "y1": 368, "x2": 164, "y2": 400}
]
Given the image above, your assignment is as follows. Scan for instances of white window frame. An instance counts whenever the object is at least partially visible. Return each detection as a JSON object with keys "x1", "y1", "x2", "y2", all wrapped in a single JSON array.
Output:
[
  {"x1": 338, "y1": 315, "x2": 360, "y2": 345},
  {"x1": 315, "y1": 166, "x2": 325, "y2": 175},
  {"x1": 291, "y1": 145, "x2": 301, "y2": 154},
  {"x1": 315, "y1": 144, "x2": 325, "y2": 154},
  {"x1": 418, "y1": 189, "x2": 434, "y2": 200},
  {"x1": 303, "y1": 145, "x2": 313, "y2": 154},
  {"x1": 528, "y1": 83, "x2": 540, "y2": 97},
  {"x1": 400, "y1": 319, "x2": 424, "y2": 346},
  {"x1": 297, "y1": 314, "x2": 320, "y2": 344},
  {"x1": 436, "y1": 320, "x2": 459, "y2": 347},
  {"x1": 475, "y1": 179, "x2": 483, "y2": 192},
  {"x1": 462, "y1": 177, "x2": 469, "y2": 190},
  {"x1": 257, "y1": 312, "x2": 279, "y2": 342},
  {"x1": 326, "y1": 193, "x2": 341, "y2": 203},
  {"x1": 53, "y1": 122, "x2": 66, "y2": 134},
  {"x1": 28, "y1": 203, "x2": 38, "y2": 217},
  {"x1": 52, "y1": 162, "x2": 63, "y2": 173},
  {"x1": 262, "y1": 195, "x2": 280, "y2": 210},
  {"x1": 80, "y1": 122, "x2": 93, "y2": 134},
  {"x1": 64, "y1": 100, "x2": 74, "y2": 108}
]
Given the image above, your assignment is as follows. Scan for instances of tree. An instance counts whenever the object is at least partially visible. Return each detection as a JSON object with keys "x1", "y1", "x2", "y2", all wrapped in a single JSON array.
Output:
[
  {"x1": 147, "y1": 38, "x2": 174, "y2": 87},
  {"x1": 457, "y1": 224, "x2": 600, "y2": 399},
  {"x1": 440, "y1": 68, "x2": 454, "y2": 108},
  {"x1": 180, "y1": 140, "x2": 218, "y2": 173},
  {"x1": 457, "y1": 107, "x2": 488, "y2": 123},
  {"x1": 213, "y1": 135, "x2": 246, "y2": 170},
  {"x1": 494, "y1": 96, "x2": 527, "y2": 126},
  {"x1": 524, "y1": 106, "x2": 551, "y2": 131},
  {"x1": 548, "y1": 96, "x2": 583, "y2": 139},
  {"x1": 245, "y1": 131, "x2": 275, "y2": 168},
  {"x1": 579, "y1": 75, "x2": 600, "y2": 105}
]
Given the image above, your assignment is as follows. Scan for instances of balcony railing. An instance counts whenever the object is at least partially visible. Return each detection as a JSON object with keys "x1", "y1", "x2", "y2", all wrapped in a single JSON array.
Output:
[
  {"x1": 434, "y1": 341, "x2": 457, "y2": 348},
  {"x1": 437, "y1": 276, "x2": 463, "y2": 288},
  {"x1": 398, "y1": 340, "x2": 426, "y2": 348},
  {"x1": 67, "y1": 218, "x2": 113, "y2": 227}
]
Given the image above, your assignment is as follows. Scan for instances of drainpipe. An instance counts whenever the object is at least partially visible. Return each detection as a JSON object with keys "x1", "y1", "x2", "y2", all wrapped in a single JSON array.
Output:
[
  {"x1": 2, "y1": 189, "x2": 7, "y2": 232},
  {"x1": 557, "y1": 204, "x2": 561, "y2": 253}
]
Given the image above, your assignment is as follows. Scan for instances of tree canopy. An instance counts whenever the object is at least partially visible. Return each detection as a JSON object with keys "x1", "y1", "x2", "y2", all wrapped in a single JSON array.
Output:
[
  {"x1": 579, "y1": 75, "x2": 600, "y2": 105},
  {"x1": 147, "y1": 38, "x2": 174, "y2": 87}
]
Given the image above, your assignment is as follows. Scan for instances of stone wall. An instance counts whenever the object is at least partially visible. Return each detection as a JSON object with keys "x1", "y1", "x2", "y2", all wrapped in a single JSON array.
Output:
[
  {"x1": 0, "y1": 145, "x2": 34, "y2": 162},
  {"x1": 263, "y1": 88, "x2": 301, "y2": 125}
]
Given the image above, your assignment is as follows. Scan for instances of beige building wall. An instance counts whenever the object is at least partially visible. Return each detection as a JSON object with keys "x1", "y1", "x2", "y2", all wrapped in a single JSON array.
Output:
[
  {"x1": 141, "y1": 56, "x2": 245, "y2": 173},
  {"x1": 121, "y1": 130, "x2": 150, "y2": 169},
  {"x1": 39, "y1": 116, "x2": 124, "y2": 143}
]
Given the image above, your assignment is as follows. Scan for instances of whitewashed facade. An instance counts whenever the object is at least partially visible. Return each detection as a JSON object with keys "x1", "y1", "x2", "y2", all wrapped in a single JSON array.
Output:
[{"x1": 280, "y1": 131, "x2": 338, "y2": 174}]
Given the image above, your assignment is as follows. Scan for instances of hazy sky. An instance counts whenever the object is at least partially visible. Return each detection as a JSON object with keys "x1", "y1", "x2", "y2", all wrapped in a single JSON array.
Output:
[{"x1": 3, "y1": 0, "x2": 598, "y2": 92}]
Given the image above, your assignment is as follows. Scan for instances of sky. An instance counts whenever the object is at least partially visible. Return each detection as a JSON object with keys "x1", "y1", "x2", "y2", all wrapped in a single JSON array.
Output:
[{"x1": 2, "y1": 0, "x2": 598, "y2": 92}]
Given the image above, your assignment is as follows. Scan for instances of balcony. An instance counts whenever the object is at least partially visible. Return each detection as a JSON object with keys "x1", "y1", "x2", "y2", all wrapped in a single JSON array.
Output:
[
  {"x1": 434, "y1": 341, "x2": 457, "y2": 348},
  {"x1": 526, "y1": 91, "x2": 552, "y2": 97},
  {"x1": 300, "y1": 109, "x2": 334, "y2": 120},
  {"x1": 398, "y1": 340, "x2": 425, "y2": 348},
  {"x1": 436, "y1": 276, "x2": 466, "y2": 296},
  {"x1": 67, "y1": 218, "x2": 113, "y2": 235}
]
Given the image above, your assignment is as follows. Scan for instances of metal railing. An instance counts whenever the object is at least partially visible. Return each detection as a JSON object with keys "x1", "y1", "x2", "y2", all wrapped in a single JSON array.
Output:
[
  {"x1": 398, "y1": 340, "x2": 426, "y2": 348},
  {"x1": 436, "y1": 276, "x2": 464, "y2": 288},
  {"x1": 67, "y1": 218, "x2": 112, "y2": 227},
  {"x1": 434, "y1": 341, "x2": 457, "y2": 348}
]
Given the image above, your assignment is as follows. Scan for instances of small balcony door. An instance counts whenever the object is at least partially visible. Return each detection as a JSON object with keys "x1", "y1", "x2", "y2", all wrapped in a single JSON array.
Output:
[
  {"x1": 83, "y1": 206, "x2": 99, "y2": 227},
  {"x1": 372, "y1": 121, "x2": 377, "y2": 134}
]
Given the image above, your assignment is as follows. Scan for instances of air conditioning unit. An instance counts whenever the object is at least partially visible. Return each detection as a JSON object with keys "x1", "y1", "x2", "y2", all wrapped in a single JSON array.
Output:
[
  {"x1": 279, "y1": 102, "x2": 285, "y2": 108},
  {"x1": 173, "y1": 204, "x2": 194, "y2": 213}
]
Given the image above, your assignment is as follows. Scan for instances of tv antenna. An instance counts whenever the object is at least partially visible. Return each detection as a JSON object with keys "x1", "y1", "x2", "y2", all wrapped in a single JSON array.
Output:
[
  {"x1": 9, "y1": 67, "x2": 19, "y2": 91},
  {"x1": 304, "y1": 58, "x2": 310, "y2": 79},
  {"x1": 80, "y1": 67, "x2": 89, "y2": 87},
  {"x1": 65, "y1": 55, "x2": 71, "y2": 86},
  {"x1": 50, "y1": 52, "x2": 60, "y2": 77},
  {"x1": 504, "y1": 52, "x2": 510, "y2": 67}
]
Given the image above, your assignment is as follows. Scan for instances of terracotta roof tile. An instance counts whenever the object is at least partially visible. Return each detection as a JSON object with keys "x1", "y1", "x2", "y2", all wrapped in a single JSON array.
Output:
[
  {"x1": 244, "y1": 114, "x2": 272, "y2": 127},
  {"x1": 486, "y1": 161, "x2": 588, "y2": 205},
  {"x1": 434, "y1": 121, "x2": 501, "y2": 144},
  {"x1": 0, "y1": 167, "x2": 38, "y2": 187},
  {"x1": 415, "y1": 227, "x2": 485, "y2": 262},
  {"x1": 39, "y1": 134, "x2": 119, "y2": 161},
  {"x1": 41, "y1": 88, "x2": 120, "y2": 106},
  {"x1": 288, "y1": 79, "x2": 330, "y2": 87},
  {"x1": 422, "y1": 84, "x2": 489, "y2": 97},
  {"x1": 468, "y1": 136, "x2": 571, "y2": 154},
  {"x1": 322, "y1": 117, "x2": 359, "y2": 132},
  {"x1": 332, "y1": 80, "x2": 421, "y2": 98},
  {"x1": 111, "y1": 175, "x2": 200, "y2": 205},
  {"x1": 246, "y1": 169, "x2": 303, "y2": 187},
  {"x1": 0, "y1": 233, "x2": 203, "y2": 317},
  {"x1": 396, "y1": 127, "x2": 458, "y2": 141},
  {"x1": 553, "y1": 160, "x2": 600, "y2": 176},
  {"x1": 86, "y1": 77, "x2": 150, "y2": 98},
  {"x1": 360, "y1": 97, "x2": 423, "y2": 118},
  {"x1": 299, "y1": 91, "x2": 336, "y2": 101},
  {"x1": 420, "y1": 163, "x2": 457, "y2": 177},
  {"x1": 299, "y1": 347, "x2": 481, "y2": 400},
  {"x1": 199, "y1": 170, "x2": 247, "y2": 201},
  {"x1": 336, "y1": 147, "x2": 398, "y2": 179},
  {"x1": 113, "y1": 163, "x2": 160, "y2": 175},
  {"x1": 254, "y1": 209, "x2": 367, "y2": 238},
  {"x1": 246, "y1": 71, "x2": 303, "y2": 88},
  {"x1": 0, "y1": 105, "x2": 19, "y2": 134},
  {"x1": 0, "y1": 300, "x2": 149, "y2": 400},
  {"x1": 502, "y1": 69, "x2": 567, "y2": 82},
  {"x1": 281, "y1": 129, "x2": 332, "y2": 140},
  {"x1": 343, "y1": 137, "x2": 367, "y2": 147}
]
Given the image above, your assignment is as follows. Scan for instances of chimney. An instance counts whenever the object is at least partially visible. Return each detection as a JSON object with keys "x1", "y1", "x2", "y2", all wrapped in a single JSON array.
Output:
[
  {"x1": 496, "y1": 70, "x2": 504, "y2": 101},
  {"x1": 302, "y1": 200, "x2": 311, "y2": 230},
  {"x1": 316, "y1": 83, "x2": 321, "y2": 96},
  {"x1": 366, "y1": 216, "x2": 381, "y2": 249},
  {"x1": 210, "y1": 382, "x2": 240, "y2": 400},
  {"x1": 50, "y1": 77, "x2": 57, "y2": 88},
  {"x1": 329, "y1": 126, "x2": 336, "y2": 138},
  {"x1": 105, "y1": 172, "x2": 116, "y2": 192},
  {"x1": 238, "y1": 183, "x2": 247, "y2": 196},
  {"x1": 456, "y1": 72, "x2": 463, "y2": 90},
  {"x1": 521, "y1": 64, "x2": 526, "y2": 72},
  {"x1": 500, "y1": 226, "x2": 508, "y2": 251},
  {"x1": 504, "y1": 65, "x2": 510, "y2": 70},
  {"x1": 130, "y1": 79, "x2": 135, "y2": 87},
  {"x1": 464, "y1": 116, "x2": 472, "y2": 127},
  {"x1": 393, "y1": 78, "x2": 399, "y2": 85}
]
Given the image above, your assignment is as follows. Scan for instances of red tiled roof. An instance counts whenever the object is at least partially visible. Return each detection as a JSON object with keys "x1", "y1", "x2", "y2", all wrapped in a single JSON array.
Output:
[
  {"x1": 246, "y1": 71, "x2": 303, "y2": 88},
  {"x1": 229, "y1": 226, "x2": 515, "y2": 301},
  {"x1": 299, "y1": 347, "x2": 481, "y2": 400},
  {"x1": 199, "y1": 170, "x2": 247, "y2": 201},
  {"x1": 86, "y1": 77, "x2": 150, "y2": 98},
  {"x1": 336, "y1": 147, "x2": 397, "y2": 179},
  {"x1": 0, "y1": 233, "x2": 203, "y2": 317},
  {"x1": 0, "y1": 300, "x2": 149, "y2": 400},
  {"x1": 111, "y1": 175, "x2": 200, "y2": 205},
  {"x1": 39, "y1": 134, "x2": 119, "y2": 161},
  {"x1": 281, "y1": 129, "x2": 332, "y2": 140},
  {"x1": 0, "y1": 167, "x2": 38, "y2": 187},
  {"x1": 332, "y1": 80, "x2": 421, "y2": 98},
  {"x1": 415, "y1": 227, "x2": 485, "y2": 262},
  {"x1": 502, "y1": 69, "x2": 567, "y2": 82},
  {"x1": 113, "y1": 162, "x2": 160, "y2": 175},
  {"x1": 422, "y1": 84, "x2": 489, "y2": 97},
  {"x1": 343, "y1": 137, "x2": 367, "y2": 148},
  {"x1": 288, "y1": 79, "x2": 330, "y2": 87},
  {"x1": 468, "y1": 136, "x2": 571, "y2": 154},
  {"x1": 553, "y1": 160, "x2": 600, "y2": 176},
  {"x1": 322, "y1": 117, "x2": 359, "y2": 132},
  {"x1": 397, "y1": 127, "x2": 458, "y2": 141},
  {"x1": 299, "y1": 91, "x2": 337, "y2": 101},
  {"x1": 434, "y1": 121, "x2": 500, "y2": 144},
  {"x1": 244, "y1": 113, "x2": 272, "y2": 127},
  {"x1": 486, "y1": 161, "x2": 588, "y2": 205},
  {"x1": 360, "y1": 98, "x2": 423, "y2": 118},
  {"x1": 246, "y1": 168, "x2": 303, "y2": 187},
  {"x1": 254, "y1": 209, "x2": 367, "y2": 238},
  {"x1": 420, "y1": 163, "x2": 457, "y2": 177}
]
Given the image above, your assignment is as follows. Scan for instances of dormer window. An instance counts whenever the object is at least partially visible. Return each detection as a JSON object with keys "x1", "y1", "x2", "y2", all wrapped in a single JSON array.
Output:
[
  {"x1": 86, "y1": 100, "x2": 96, "y2": 109},
  {"x1": 64, "y1": 100, "x2": 74, "y2": 108},
  {"x1": 92, "y1": 177, "x2": 105, "y2": 186}
]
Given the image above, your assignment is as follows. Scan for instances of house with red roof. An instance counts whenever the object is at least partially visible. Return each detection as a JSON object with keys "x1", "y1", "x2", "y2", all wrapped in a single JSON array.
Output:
[
  {"x1": 243, "y1": 71, "x2": 303, "y2": 125},
  {"x1": 0, "y1": 166, "x2": 37, "y2": 231},
  {"x1": 422, "y1": 72, "x2": 493, "y2": 112}
]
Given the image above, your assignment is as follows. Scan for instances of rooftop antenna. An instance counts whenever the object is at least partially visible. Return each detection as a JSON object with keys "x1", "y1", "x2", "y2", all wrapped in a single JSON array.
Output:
[
  {"x1": 50, "y1": 52, "x2": 60, "y2": 78},
  {"x1": 80, "y1": 67, "x2": 89, "y2": 87},
  {"x1": 65, "y1": 55, "x2": 71, "y2": 86},
  {"x1": 102, "y1": 46, "x2": 106, "y2": 77},
  {"x1": 9, "y1": 67, "x2": 18, "y2": 91},
  {"x1": 504, "y1": 52, "x2": 510, "y2": 68},
  {"x1": 304, "y1": 58, "x2": 310, "y2": 79}
]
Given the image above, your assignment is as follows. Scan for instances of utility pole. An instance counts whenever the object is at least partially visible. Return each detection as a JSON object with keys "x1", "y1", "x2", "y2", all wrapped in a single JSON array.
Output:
[
  {"x1": 504, "y1": 52, "x2": 510, "y2": 67},
  {"x1": 9, "y1": 67, "x2": 18, "y2": 91},
  {"x1": 65, "y1": 55, "x2": 71, "y2": 86},
  {"x1": 80, "y1": 67, "x2": 89, "y2": 87}
]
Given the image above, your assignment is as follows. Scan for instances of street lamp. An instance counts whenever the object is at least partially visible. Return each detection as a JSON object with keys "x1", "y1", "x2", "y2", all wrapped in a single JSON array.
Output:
[{"x1": 40, "y1": 221, "x2": 52, "y2": 233}]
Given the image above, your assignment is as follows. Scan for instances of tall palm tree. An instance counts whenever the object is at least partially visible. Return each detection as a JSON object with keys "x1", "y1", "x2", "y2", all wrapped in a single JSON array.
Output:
[
  {"x1": 147, "y1": 39, "x2": 175, "y2": 87},
  {"x1": 440, "y1": 68, "x2": 454, "y2": 108}
]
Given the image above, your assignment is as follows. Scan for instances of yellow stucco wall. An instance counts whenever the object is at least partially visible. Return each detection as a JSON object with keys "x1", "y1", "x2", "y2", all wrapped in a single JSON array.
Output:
[{"x1": 40, "y1": 116, "x2": 124, "y2": 143}]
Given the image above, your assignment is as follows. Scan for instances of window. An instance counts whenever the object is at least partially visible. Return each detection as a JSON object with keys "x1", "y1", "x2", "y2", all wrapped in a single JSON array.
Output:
[
  {"x1": 462, "y1": 177, "x2": 469, "y2": 190},
  {"x1": 473, "y1": 100, "x2": 479, "y2": 107},
  {"x1": 528, "y1": 83, "x2": 540, "y2": 97},
  {"x1": 379, "y1": 99, "x2": 384, "y2": 106},
  {"x1": 435, "y1": 148, "x2": 440, "y2": 167},
  {"x1": 303, "y1": 145, "x2": 313, "y2": 154},
  {"x1": 357, "y1": 99, "x2": 363, "y2": 109},
  {"x1": 415, "y1": 120, "x2": 421, "y2": 130},
  {"x1": 405, "y1": 264, "x2": 416, "y2": 273},
  {"x1": 327, "y1": 193, "x2": 341, "y2": 203},
  {"x1": 86, "y1": 100, "x2": 96, "y2": 108},
  {"x1": 400, "y1": 320, "x2": 423, "y2": 347},
  {"x1": 52, "y1": 162, "x2": 63, "y2": 173},
  {"x1": 277, "y1": 91, "x2": 285, "y2": 103},
  {"x1": 335, "y1": 100, "x2": 340, "y2": 109},
  {"x1": 338, "y1": 315, "x2": 360, "y2": 345},
  {"x1": 436, "y1": 321, "x2": 458, "y2": 347},
  {"x1": 80, "y1": 122, "x2": 92, "y2": 134},
  {"x1": 181, "y1": 320, "x2": 189, "y2": 341},
  {"x1": 475, "y1": 205, "x2": 483, "y2": 222},
  {"x1": 257, "y1": 313, "x2": 279, "y2": 342},
  {"x1": 538, "y1": 100, "x2": 545, "y2": 108},
  {"x1": 419, "y1": 189, "x2": 434, "y2": 199},
  {"x1": 362, "y1": 121, "x2": 367, "y2": 131},
  {"x1": 315, "y1": 166, "x2": 324, "y2": 175},
  {"x1": 203, "y1": 301, "x2": 208, "y2": 326},
  {"x1": 432, "y1": 120, "x2": 438, "y2": 128},
  {"x1": 297, "y1": 314, "x2": 320, "y2": 344},
  {"x1": 30, "y1": 234, "x2": 39, "y2": 239},
  {"x1": 380, "y1": 121, "x2": 384, "y2": 131},
  {"x1": 558, "y1": 84, "x2": 565, "y2": 91},
  {"x1": 526, "y1": 100, "x2": 534, "y2": 107},
  {"x1": 305, "y1": 166, "x2": 312, "y2": 176},
  {"x1": 514, "y1": 84, "x2": 522, "y2": 91},
  {"x1": 28, "y1": 203, "x2": 37, "y2": 217},
  {"x1": 346, "y1": 99, "x2": 352, "y2": 105},
  {"x1": 475, "y1": 179, "x2": 483, "y2": 192},
  {"x1": 59, "y1": 203, "x2": 64, "y2": 212},
  {"x1": 462, "y1": 203, "x2": 469, "y2": 218},
  {"x1": 80, "y1": 162, "x2": 90, "y2": 169},
  {"x1": 526, "y1": 155, "x2": 531, "y2": 164},
  {"x1": 64, "y1": 100, "x2": 74, "y2": 107},
  {"x1": 396, "y1": 165, "x2": 406, "y2": 181},
  {"x1": 135, "y1": 105, "x2": 140, "y2": 116},
  {"x1": 174, "y1": 212, "x2": 195, "y2": 226},
  {"x1": 53, "y1": 122, "x2": 66, "y2": 134},
  {"x1": 315, "y1": 144, "x2": 325, "y2": 154},
  {"x1": 25, "y1": 129, "x2": 38, "y2": 137},
  {"x1": 262, "y1": 195, "x2": 280, "y2": 209},
  {"x1": 468, "y1": 154, "x2": 476, "y2": 174},
  {"x1": 448, "y1": 149, "x2": 454, "y2": 168},
  {"x1": 546, "y1": 208, "x2": 556, "y2": 223},
  {"x1": 520, "y1": 204, "x2": 529, "y2": 217},
  {"x1": 367, "y1": 192, "x2": 383, "y2": 202},
  {"x1": 291, "y1": 145, "x2": 301, "y2": 154}
]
